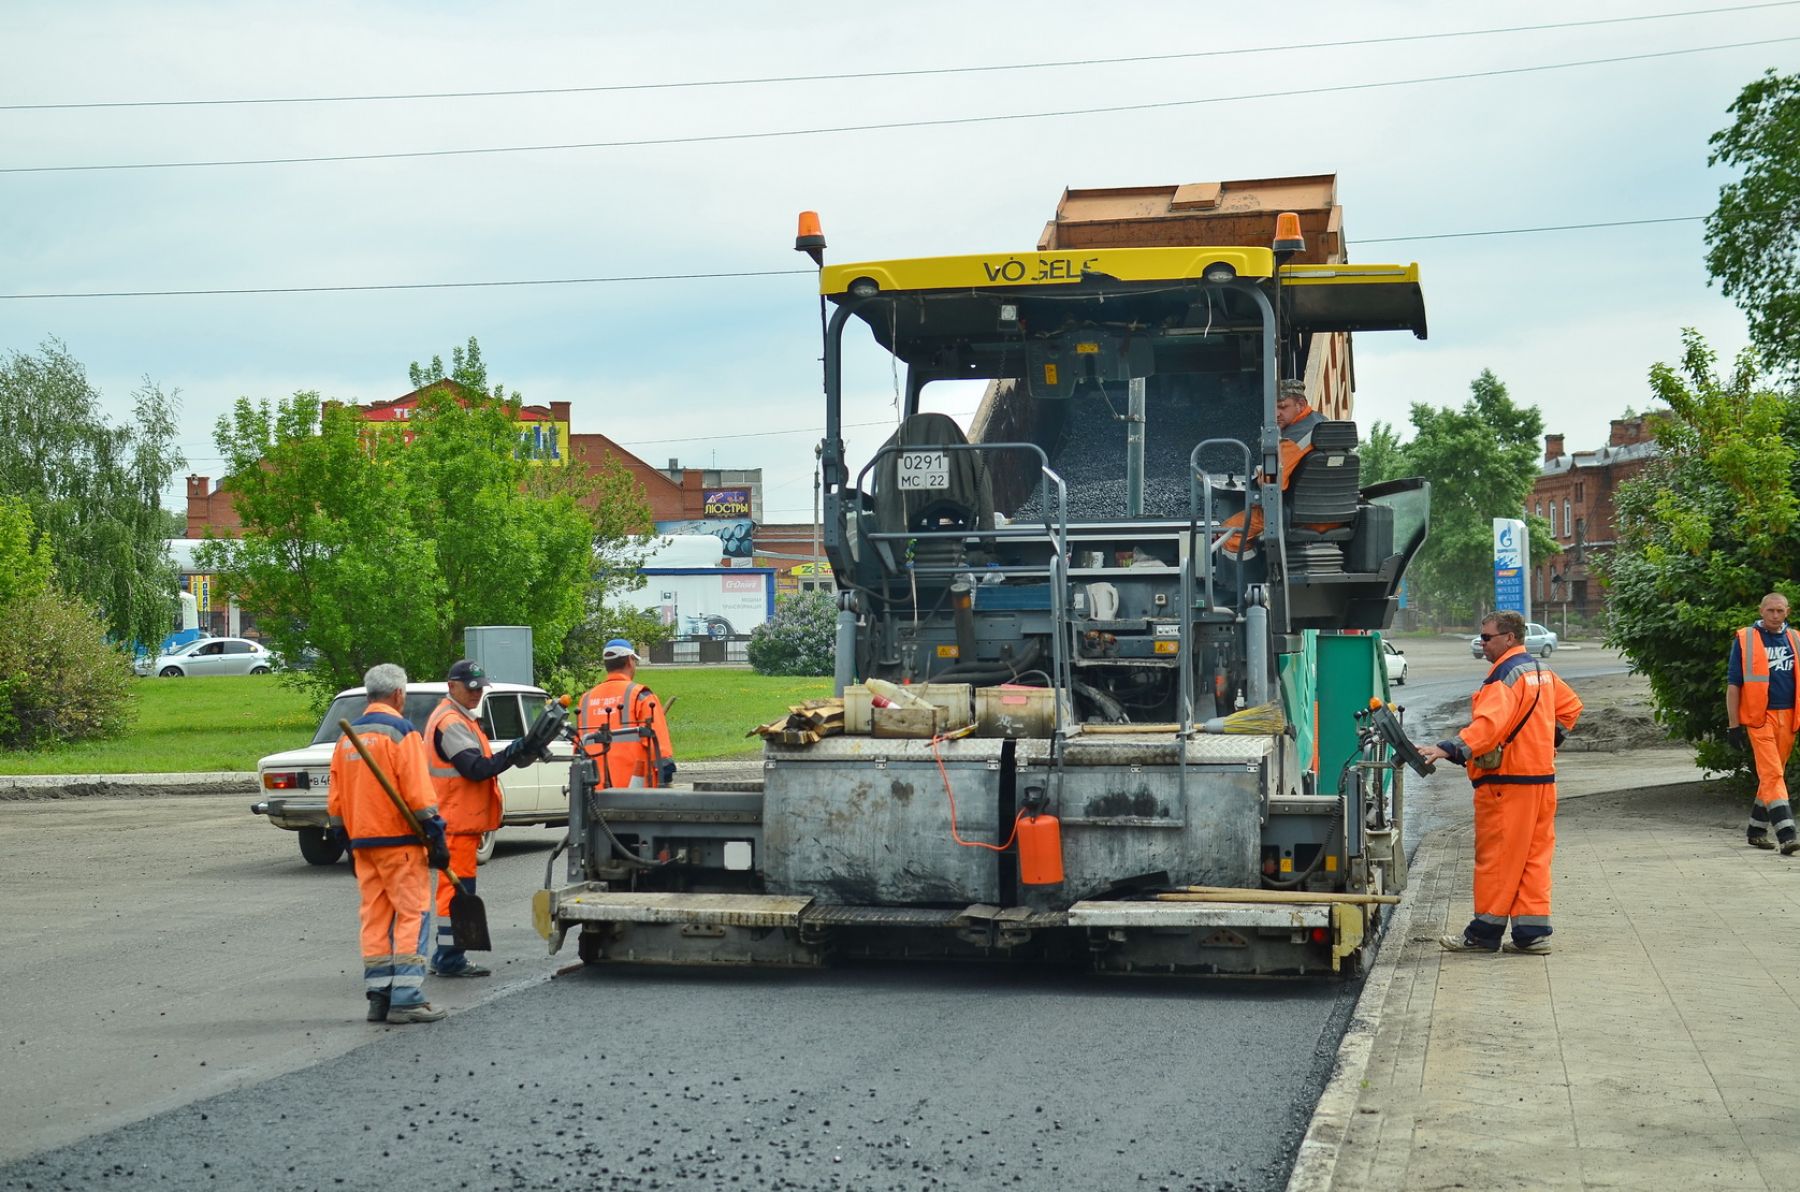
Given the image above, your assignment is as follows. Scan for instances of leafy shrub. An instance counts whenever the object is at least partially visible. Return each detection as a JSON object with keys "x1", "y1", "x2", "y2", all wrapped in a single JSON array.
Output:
[
  {"x1": 0, "y1": 586, "x2": 136, "y2": 749},
  {"x1": 747, "y1": 591, "x2": 837, "y2": 677}
]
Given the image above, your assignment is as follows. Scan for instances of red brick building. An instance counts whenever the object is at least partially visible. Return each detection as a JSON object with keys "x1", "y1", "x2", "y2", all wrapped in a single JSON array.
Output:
[
  {"x1": 1527, "y1": 415, "x2": 1661, "y2": 619},
  {"x1": 185, "y1": 383, "x2": 763, "y2": 538}
]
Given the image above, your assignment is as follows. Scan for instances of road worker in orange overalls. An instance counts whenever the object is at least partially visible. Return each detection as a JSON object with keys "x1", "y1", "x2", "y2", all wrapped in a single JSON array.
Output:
[
  {"x1": 326, "y1": 663, "x2": 450, "y2": 1023},
  {"x1": 577, "y1": 639, "x2": 675, "y2": 789},
  {"x1": 1726, "y1": 592, "x2": 1800, "y2": 854},
  {"x1": 1213, "y1": 379, "x2": 1325, "y2": 560},
  {"x1": 423, "y1": 659, "x2": 535, "y2": 978},
  {"x1": 1418, "y1": 610, "x2": 1582, "y2": 955}
]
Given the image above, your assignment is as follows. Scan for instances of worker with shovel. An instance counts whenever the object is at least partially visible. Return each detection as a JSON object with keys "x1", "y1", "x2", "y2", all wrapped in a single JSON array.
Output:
[
  {"x1": 327, "y1": 663, "x2": 451, "y2": 1024},
  {"x1": 423, "y1": 659, "x2": 536, "y2": 978}
]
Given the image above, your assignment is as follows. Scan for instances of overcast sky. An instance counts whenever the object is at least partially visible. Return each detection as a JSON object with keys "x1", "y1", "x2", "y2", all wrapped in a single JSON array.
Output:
[{"x1": 3, "y1": 1, "x2": 1794, "y2": 525}]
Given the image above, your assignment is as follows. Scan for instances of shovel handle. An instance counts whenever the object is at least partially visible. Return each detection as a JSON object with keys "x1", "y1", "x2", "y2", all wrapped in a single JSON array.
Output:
[{"x1": 337, "y1": 718, "x2": 466, "y2": 895}]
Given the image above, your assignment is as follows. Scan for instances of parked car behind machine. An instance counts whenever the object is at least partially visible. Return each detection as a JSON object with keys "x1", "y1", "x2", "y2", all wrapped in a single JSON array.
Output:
[
  {"x1": 251, "y1": 680, "x2": 572, "y2": 866},
  {"x1": 1469, "y1": 622, "x2": 1558, "y2": 659}
]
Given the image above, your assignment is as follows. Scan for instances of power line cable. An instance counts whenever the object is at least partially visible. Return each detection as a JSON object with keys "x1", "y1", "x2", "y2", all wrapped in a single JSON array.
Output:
[
  {"x1": 1359, "y1": 214, "x2": 1703, "y2": 244},
  {"x1": 6, "y1": 4, "x2": 1790, "y2": 112},
  {"x1": 0, "y1": 215, "x2": 1716, "y2": 301},
  {"x1": 4, "y1": 37, "x2": 1792, "y2": 175}
]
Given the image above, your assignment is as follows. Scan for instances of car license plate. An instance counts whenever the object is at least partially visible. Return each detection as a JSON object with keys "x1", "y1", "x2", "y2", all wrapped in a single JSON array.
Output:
[{"x1": 898, "y1": 450, "x2": 949, "y2": 490}]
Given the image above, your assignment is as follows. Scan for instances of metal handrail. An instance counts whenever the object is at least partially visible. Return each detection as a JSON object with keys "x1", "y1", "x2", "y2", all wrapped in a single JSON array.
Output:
[{"x1": 850, "y1": 440, "x2": 1074, "y2": 739}]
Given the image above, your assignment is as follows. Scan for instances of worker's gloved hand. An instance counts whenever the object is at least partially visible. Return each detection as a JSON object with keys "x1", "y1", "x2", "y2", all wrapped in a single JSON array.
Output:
[
  {"x1": 658, "y1": 760, "x2": 677, "y2": 787},
  {"x1": 1728, "y1": 725, "x2": 1751, "y2": 753},
  {"x1": 1553, "y1": 725, "x2": 1567, "y2": 750},
  {"x1": 498, "y1": 738, "x2": 536, "y2": 771},
  {"x1": 327, "y1": 825, "x2": 349, "y2": 852},
  {"x1": 422, "y1": 814, "x2": 451, "y2": 871}
]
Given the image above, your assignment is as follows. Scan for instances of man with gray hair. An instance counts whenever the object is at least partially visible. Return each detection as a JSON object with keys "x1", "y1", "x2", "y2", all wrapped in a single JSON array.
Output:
[{"x1": 327, "y1": 663, "x2": 452, "y2": 1024}]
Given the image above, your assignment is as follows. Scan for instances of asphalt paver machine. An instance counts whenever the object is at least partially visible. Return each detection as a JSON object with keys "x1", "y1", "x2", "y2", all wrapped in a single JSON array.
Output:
[{"x1": 540, "y1": 181, "x2": 1435, "y2": 975}]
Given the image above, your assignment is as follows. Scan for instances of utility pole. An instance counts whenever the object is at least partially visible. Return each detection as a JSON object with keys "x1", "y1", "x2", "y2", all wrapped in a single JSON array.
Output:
[{"x1": 811, "y1": 443, "x2": 823, "y2": 584}]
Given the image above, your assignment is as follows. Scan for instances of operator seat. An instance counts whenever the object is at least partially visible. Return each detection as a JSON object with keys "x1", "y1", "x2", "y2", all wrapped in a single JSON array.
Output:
[
  {"x1": 1284, "y1": 420, "x2": 1360, "y2": 574},
  {"x1": 870, "y1": 413, "x2": 996, "y2": 536}
]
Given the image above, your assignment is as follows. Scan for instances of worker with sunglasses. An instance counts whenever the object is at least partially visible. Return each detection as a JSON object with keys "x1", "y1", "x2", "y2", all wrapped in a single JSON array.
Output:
[{"x1": 1419, "y1": 610, "x2": 1583, "y2": 955}]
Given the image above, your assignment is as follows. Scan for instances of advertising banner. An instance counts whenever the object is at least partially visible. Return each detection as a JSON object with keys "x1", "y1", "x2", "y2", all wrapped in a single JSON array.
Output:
[
  {"x1": 655, "y1": 518, "x2": 754, "y2": 558},
  {"x1": 1492, "y1": 517, "x2": 1530, "y2": 621},
  {"x1": 703, "y1": 489, "x2": 752, "y2": 518},
  {"x1": 359, "y1": 396, "x2": 567, "y2": 465},
  {"x1": 634, "y1": 568, "x2": 776, "y2": 639}
]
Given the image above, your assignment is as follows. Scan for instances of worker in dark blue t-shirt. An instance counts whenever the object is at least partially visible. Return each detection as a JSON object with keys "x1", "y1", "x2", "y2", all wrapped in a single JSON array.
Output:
[{"x1": 1727, "y1": 593, "x2": 1800, "y2": 853}]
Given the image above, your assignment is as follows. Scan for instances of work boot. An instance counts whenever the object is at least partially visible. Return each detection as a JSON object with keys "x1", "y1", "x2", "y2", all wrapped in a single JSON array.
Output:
[
  {"x1": 1437, "y1": 934, "x2": 1499, "y2": 953},
  {"x1": 1749, "y1": 834, "x2": 1777, "y2": 850},
  {"x1": 365, "y1": 993, "x2": 390, "y2": 1023},
  {"x1": 1781, "y1": 840, "x2": 1800, "y2": 857},
  {"x1": 385, "y1": 1002, "x2": 447, "y2": 1024},
  {"x1": 430, "y1": 963, "x2": 492, "y2": 978},
  {"x1": 1503, "y1": 937, "x2": 1554, "y2": 955}
]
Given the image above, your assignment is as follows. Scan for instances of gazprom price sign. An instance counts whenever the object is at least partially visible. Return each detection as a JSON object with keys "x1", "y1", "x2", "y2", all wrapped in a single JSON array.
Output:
[{"x1": 1492, "y1": 517, "x2": 1530, "y2": 620}]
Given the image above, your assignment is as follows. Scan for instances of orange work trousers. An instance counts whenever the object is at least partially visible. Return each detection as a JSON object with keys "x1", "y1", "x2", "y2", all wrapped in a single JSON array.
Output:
[
  {"x1": 1750, "y1": 712, "x2": 1798, "y2": 809},
  {"x1": 1472, "y1": 782, "x2": 1557, "y2": 930},
  {"x1": 355, "y1": 844, "x2": 431, "y2": 1007},
  {"x1": 432, "y1": 833, "x2": 480, "y2": 920}
]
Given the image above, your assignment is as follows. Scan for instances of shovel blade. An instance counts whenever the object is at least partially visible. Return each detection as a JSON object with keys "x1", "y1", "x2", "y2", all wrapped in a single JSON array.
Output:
[{"x1": 449, "y1": 889, "x2": 492, "y2": 952}]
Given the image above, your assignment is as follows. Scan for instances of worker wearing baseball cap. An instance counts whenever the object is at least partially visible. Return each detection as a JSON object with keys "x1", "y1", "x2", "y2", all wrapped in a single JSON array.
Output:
[
  {"x1": 422, "y1": 658, "x2": 535, "y2": 977},
  {"x1": 1214, "y1": 378, "x2": 1325, "y2": 560},
  {"x1": 577, "y1": 639, "x2": 676, "y2": 788}
]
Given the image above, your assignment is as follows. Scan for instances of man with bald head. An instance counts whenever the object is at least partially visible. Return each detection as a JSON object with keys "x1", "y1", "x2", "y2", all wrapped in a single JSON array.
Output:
[{"x1": 1727, "y1": 593, "x2": 1800, "y2": 854}]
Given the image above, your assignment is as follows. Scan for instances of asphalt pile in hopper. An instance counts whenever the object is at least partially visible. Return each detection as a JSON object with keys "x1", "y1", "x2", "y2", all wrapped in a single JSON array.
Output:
[{"x1": 1012, "y1": 388, "x2": 1253, "y2": 523}]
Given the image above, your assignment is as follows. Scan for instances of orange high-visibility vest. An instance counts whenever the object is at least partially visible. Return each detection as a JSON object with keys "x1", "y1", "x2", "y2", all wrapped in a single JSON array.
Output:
[
  {"x1": 1736, "y1": 625, "x2": 1800, "y2": 728},
  {"x1": 325, "y1": 701, "x2": 438, "y2": 849},
  {"x1": 424, "y1": 698, "x2": 504, "y2": 837},
  {"x1": 577, "y1": 673, "x2": 673, "y2": 789},
  {"x1": 1457, "y1": 647, "x2": 1583, "y2": 788}
]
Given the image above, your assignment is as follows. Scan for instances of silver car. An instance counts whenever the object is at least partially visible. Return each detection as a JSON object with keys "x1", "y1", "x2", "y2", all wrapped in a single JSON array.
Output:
[
  {"x1": 137, "y1": 636, "x2": 276, "y2": 677},
  {"x1": 1470, "y1": 622, "x2": 1558, "y2": 659}
]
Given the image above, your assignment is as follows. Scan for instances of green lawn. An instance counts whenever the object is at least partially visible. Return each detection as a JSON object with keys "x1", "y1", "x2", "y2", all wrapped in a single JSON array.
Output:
[
  {"x1": 625, "y1": 667, "x2": 833, "y2": 762},
  {"x1": 0, "y1": 667, "x2": 830, "y2": 775},
  {"x1": 0, "y1": 675, "x2": 319, "y2": 775}
]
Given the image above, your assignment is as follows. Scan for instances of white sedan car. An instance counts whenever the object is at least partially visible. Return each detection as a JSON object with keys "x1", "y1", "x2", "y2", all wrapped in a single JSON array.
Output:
[
  {"x1": 137, "y1": 636, "x2": 276, "y2": 677},
  {"x1": 251, "y1": 681, "x2": 573, "y2": 867},
  {"x1": 1382, "y1": 639, "x2": 1408, "y2": 686}
]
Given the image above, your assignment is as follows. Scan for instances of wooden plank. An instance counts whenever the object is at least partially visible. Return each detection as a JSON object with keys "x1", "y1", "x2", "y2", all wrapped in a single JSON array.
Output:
[{"x1": 1157, "y1": 886, "x2": 1400, "y2": 906}]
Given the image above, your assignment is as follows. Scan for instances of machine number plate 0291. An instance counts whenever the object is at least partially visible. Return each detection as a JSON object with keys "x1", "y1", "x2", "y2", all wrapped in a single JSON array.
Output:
[{"x1": 897, "y1": 450, "x2": 950, "y2": 490}]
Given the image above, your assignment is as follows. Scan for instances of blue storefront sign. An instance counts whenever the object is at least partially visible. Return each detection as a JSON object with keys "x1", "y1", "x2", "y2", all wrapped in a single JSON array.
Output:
[{"x1": 1492, "y1": 517, "x2": 1530, "y2": 620}]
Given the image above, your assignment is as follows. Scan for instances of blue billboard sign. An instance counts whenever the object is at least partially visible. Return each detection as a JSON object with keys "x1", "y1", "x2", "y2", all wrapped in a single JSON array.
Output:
[{"x1": 1492, "y1": 517, "x2": 1530, "y2": 620}]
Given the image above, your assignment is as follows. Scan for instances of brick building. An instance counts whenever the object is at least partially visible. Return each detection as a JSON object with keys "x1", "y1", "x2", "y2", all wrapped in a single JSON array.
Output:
[
  {"x1": 1527, "y1": 415, "x2": 1661, "y2": 619},
  {"x1": 185, "y1": 383, "x2": 762, "y2": 542}
]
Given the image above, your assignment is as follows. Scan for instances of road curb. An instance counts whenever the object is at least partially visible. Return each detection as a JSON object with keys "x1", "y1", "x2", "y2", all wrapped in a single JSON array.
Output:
[
  {"x1": 1284, "y1": 830, "x2": 1446, "y2": 1192},
  {"x1": 0, "y1": 772, "x2": 259, "y2": 800}
]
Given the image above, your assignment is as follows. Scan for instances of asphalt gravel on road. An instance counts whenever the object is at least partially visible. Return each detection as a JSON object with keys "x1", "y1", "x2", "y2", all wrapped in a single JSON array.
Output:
[{"x1": 2, "y1": 961, "x2": 1358, "y2": 1192}]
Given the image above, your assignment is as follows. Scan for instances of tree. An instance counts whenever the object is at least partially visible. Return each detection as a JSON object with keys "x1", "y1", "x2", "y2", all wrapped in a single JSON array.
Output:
[
  {"x1": 0, "y1": 494, "x2": 54, "y2": 612},
  {"x1": 1380, "y1": 370, "x2": 1553, "y2": 624},
  {"x1": 0, "y1": 339, "x2": 183, "y2": 648},
  {"x1": 748, "y1": 591, "x2": 837, "y2": 676},
  {"x1": 409, "y1": 336, "x2": 514, "y2": 403},
  {"x1": 1358, "y1": 421, "x2": 1410, "y2": 487},
  {"x1": 0, "y1": 499, "x2": 135, "y2": 749},
  {"x1": 1705, "y1": 70, "x2": 1800, "y2": 378},
  {"x1": 198, "y1": 353, "x2": 652, "y2": 701},
  {"x1": 1605, "y1": 330, "x2": 1800, "y2": 772}
]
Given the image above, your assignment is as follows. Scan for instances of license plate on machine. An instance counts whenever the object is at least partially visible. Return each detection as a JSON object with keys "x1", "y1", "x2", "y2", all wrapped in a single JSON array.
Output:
[{"x1": 898, "y1": 450, "x2": 949, "y2": 490}]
